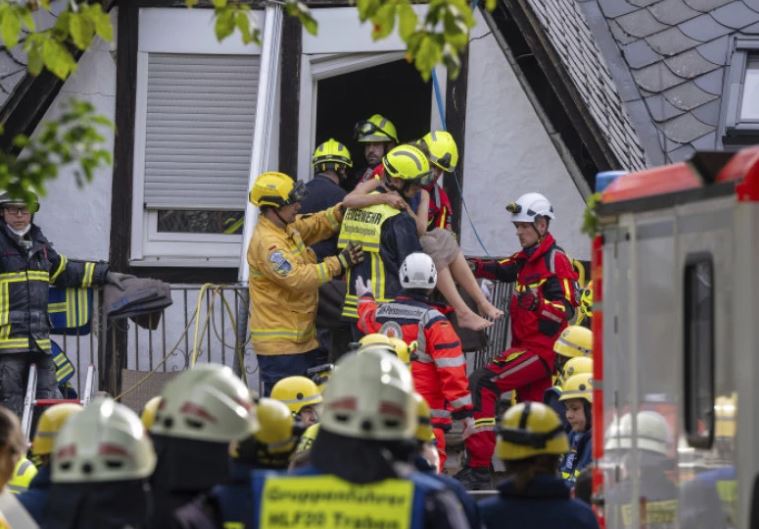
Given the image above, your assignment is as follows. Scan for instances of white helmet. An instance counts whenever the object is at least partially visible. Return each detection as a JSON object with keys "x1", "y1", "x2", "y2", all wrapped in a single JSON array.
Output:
[
  {"x1": 150, "y1": 363, "x2": 258, "y2": 443},
  {"x1": 52, "y1": 397, "x2": 156, "y2": 483},
  {"x1": 604, "y1": 410, "x2": 671, "y2": 456},
  {"x1": 506, "y1": 192, "x2": 555, "y2": 223},
  {"x1": 399, "y1": 252, "x2": 437, "y2": 290},
  {"x1": 321, "y1": 349, "x2": 416, "y2": 441}
]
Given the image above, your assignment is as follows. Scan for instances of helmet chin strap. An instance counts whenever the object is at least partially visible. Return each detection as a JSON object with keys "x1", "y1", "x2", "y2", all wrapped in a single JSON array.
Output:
[{"x1": 273, "y1": 207, "x2": 290, "y2": 227}]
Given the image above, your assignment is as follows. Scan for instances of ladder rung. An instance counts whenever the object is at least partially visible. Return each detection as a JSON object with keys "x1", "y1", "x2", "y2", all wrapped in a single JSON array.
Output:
[{"x1": 34, "y1": 399, "x2": 81, "y2": 406}]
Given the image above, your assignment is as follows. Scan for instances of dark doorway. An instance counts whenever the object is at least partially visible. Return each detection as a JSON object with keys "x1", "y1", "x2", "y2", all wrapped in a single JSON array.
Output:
[{"x1": 315, "y1": 59, "x2": 432, "y2": 189}]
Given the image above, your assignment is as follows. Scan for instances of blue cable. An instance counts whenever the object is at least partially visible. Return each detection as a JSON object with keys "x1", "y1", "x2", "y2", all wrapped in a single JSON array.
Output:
[{"x1": 431, "y1": 41, "x2": 491, "y2": 257}]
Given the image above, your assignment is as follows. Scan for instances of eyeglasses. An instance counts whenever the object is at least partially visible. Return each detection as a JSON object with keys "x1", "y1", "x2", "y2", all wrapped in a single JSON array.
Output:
[
  {"x1": 354, "y1": 120, "x2": 393, "y2": 141},
  {"x1": 3, "y1": 206, "x2": 33, "y2": 216}
]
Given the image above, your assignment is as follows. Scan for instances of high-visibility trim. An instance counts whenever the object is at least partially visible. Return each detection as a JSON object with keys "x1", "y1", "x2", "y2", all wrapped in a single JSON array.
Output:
[
  {"x1": 250, "y1": 326, "x2": 315, "y2": 342},
  {"x1": 81, "y1": 262, "x2": 95, "y2": 288},
  {"x1": 316, "y1": 262, "x2": 330, "y2": 284},
  {"x1": 555, "y1": 336, "x2": 591, "y2": 356},
  {"x1": 415, "y1": 351, "x2": 434, "y2": 363},
  {"x1": 545, "y1": 300, "x2": 566, "y2": 312},
  {"x1": 50, "y1": 255, "x2": 68, "y2": 283},
  {"x1": 78, "y1": 288, "x2": 88, "y2": 324},
  {"x1": 0, "y1": 281, "x2": 8, "y2": 339},
  {"x1": 541, "y1": 310, "x2": 563, "y2": 323},
  {"x1": 0, "y1": 270, "x2": 49, "y2": 282},
  {"x1": 450, "y1": 395, "x2": 472, "y2": 408},
  {"x1": 494, "y1": 354, "x2": 540, "y2": 381},
  {"x1": 562, "y1": 278, "x2": 573, "y2": 301},
  {"x1": 430, "y1": 409, "x2": 451, "y2": 418},
  {"x1": 434, "y1": 356, "x2": 465, "y2": 368}
]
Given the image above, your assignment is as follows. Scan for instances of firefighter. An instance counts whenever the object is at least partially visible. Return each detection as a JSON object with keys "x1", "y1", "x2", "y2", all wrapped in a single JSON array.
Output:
[
  {"x1": 17, "y1": 403, "x2": 82, "y2": 523},
  {"x1": 458, "y1": 192, "x2": 578, "y2": 489},
  {"x1": 544, "y1": 325, "x2": 593, "y2": 426},
  {"x1": 247, "y1": 171, "x2": 364, "y2": 394},
  {"x1": 356, "y1": 252, "x2": 473, "y2": 469},
  {"x1": 173, "y1": 398, "x2": 300, "y2": 529},
  {"x1": 0, "y1": 404, "x2": 34, "y2": 528},
  {"x1": 148, "y1": 364, "x2": 258, "y2": 529},
  {"x1": 0, "y1": 191, "x2": 130, "y2": 417},
  {"x1": 605, "y1": 411, "x2": 725, "y2": 529},
  {"x1": 271, "y1": 375, "x2": 322, "y2": 426},
  {"x1": 339, "y1": 145, "x2": 425, "y2": 328},
  {"x1": 558, "y1": 373, "x2": 593, "y2": 486},
  {"x1": 250, "y1": 348, "x2": 470, "y2": 529},
  {"x1": 354, "y1": 114, "x2": 399, "y2": 184},
  {"x1": 44, "y1": 398, "x2": 156, "y2": 529},
  {"x1": 6, "y1": 458, "x2": 35, "y2": 495},
  {"x1": 357, "y1": 333, "x2": 414, "y2": 365},
  {"x1": 576, "y1": 280, "x2": 593, "y2": 329},
  {"x1": 479, "y1": 401, "x2": 600, "y2": 529},
  {"x1": 302, "y1": 139, "x2": 356, "y2": 362}
]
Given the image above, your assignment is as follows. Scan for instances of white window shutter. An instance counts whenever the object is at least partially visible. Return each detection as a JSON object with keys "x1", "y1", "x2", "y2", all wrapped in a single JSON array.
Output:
[{"x1": 143, "y1": 53, "x2": 259, "y2": 210}]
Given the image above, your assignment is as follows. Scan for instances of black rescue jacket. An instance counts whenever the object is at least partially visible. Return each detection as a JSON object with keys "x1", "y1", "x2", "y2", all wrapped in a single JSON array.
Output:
[{"x1": 0, "y1": 222, "x2": 108, "y2": 355}]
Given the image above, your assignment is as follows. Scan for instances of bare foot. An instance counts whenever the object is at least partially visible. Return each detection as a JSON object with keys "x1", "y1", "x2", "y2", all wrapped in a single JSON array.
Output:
[
  {"x1": 457, "y1": 310, "x2": 494, "y2": 331},
  {"x1": 478, "y1": 301, "x2": 504, "y2": 321}
]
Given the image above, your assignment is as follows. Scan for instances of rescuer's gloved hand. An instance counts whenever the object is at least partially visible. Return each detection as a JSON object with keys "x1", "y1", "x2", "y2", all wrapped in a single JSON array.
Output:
[
  {"x1": 106, "y1": 271, "x2": 136, "y2": 291},
  {"x1": 338, "y1": 242, "x2": 364, "y2": 272},
  {"x1": 517, "y1": 290, "x2": 540, "y2": 311},
  {"x1": 459, "y1": 417, "x2": 476, "y2": 439},
  {"x1": 355, "y1": 276, "x2": 373, "y2": 298}
]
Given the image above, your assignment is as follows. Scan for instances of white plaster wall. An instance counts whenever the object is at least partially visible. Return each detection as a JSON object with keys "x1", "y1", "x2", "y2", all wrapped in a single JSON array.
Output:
[
  {"x1": 461, "y1": 12, "x2": 590, "y2": 261},
  {"x1": 34, "y1": 26, "x2": 116, "y2": 262}
]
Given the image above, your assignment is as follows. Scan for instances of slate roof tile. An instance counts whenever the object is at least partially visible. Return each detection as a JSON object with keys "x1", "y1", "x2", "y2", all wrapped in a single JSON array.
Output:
[
  {"x1": 664, "y1": 48, "x2": 721, "y2": 77},
  {"x1": 668, "y1": 142, "x2": 696, "y2": 160},
  {"x1": 711, "y1": 1, "x2": 759, "y2": 28},
  {"x1": 649, "y1": 0, "x2": 701, "y2": 25},
  {"x1": 743, "y1": 21, "x2": 759, "y2": 33},
  {"x1": 696, "y1": 35, "x2": 731, "y2": 65},
  {"x1": 609, "y1": 20, "x2": 640, "y2": 43},
  {"x1": 682, "y1": 0, "x2": 735, "y2": 11},
  {"x1": 631, "y1": 0, "x2": 661, "y2": 5},
  {"x1": 679, "y1": 13, "x2": 733, "y2": 40},
  {"x1": 693, "y1": 67, "x2": 726, "y2": 94},
  {"x1": 622, "y1": 39, "x2": 663, "y2": 68},
  {"x1": 633, "y1": 61, "x2": 688, "y2": 91},
  {"x1": 691, "y1": 99, "x2": 722, "y2": 125},
  {"x1": 646, "y1": 27, "x2": 701, "y2": 56},
  {"x1": 663, "y1": 81, "x2": 718, "y2": 109},
  {"x1": 691, "y1": 130, "x2": 718, "y2": 148},
  {"x1": 745, "y1": 0, "x2": 759, "y2": 12},
  {"x1": 645, "y1": 94, "x2": 688, "y2": 120},
  {"x1": 598, "y1": 0, "x2": 640, "y2": 17},
  {"x1": 661, "y1": 112, "x2": 714, "y2": 142},
  {"x1": 617, "y1": 9, "x2": 669, "y2": 37}
]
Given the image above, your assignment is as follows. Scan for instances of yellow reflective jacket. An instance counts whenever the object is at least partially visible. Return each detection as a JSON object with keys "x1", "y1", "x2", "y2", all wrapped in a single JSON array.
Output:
[{"x1": 248, "y1": 206, "x2": 343, "y2": 356}]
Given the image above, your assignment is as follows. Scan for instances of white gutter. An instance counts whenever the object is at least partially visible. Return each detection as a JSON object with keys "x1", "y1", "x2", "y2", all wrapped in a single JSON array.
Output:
[{"x1": 239, "y1": 5, "x2": 284, "y2": 282}]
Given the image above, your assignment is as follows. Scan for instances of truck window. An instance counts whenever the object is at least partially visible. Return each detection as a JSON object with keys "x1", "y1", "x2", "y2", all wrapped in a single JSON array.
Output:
[{"x1": 683, "y1": 254, "x2": 715, "y2": 449}]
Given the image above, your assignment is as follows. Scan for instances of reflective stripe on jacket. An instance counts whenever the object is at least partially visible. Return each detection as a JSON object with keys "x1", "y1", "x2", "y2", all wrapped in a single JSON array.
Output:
[
  {"x1": 247, "y1": 207, "x2": 343, "y2": 356},
  {"x1": 357, "y1": 293, "x2": 473, "y2": 428},
  {"x1": 471, "y1": 233, "x2": 578, "y2": 363},
  {"x1": 0, "y1": 224, "x2": 108, "y2": 355}
]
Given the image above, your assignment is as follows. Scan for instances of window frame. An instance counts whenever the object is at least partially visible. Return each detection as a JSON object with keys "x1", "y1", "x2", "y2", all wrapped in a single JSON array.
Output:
[
  {"x1": 723, "y1": 37, "x2": 759, "y2": 140},
  {"x1": 682, "y1": 252, "x2": 716, "y2": 449},
  {"x1": 129, "y1": 8, "x2": 263, "y2": 269}
]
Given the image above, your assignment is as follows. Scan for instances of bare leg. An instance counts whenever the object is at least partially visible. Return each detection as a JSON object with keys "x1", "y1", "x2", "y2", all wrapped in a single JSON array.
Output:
[
  {"x1": 450, "y1": 252, "x2": 504, "y2": 320},
  {"x1": 437, "y1": 266, "x2": 493, "y2": 331}
]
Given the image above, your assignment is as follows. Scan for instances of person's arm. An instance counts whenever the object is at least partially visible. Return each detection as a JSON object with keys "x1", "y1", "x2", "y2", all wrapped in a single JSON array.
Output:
[
  {"x1": 46, "y1": 240, "x2": 109, "y2": 288},
  {"x1": 426, "y1": 315, "x2": 472, "y2": 420},
  {"x1": 291, "y1": 204, "x2": 343, "y2": 246},
  {"x1": 469, "y1": 254, "x2": 522, "y2": 282},
  {"x1": 343, "y1": 179, "x2": 406, "y2": 210},
  {"x1": 249, "y1": 238, "x2": 343, "y2": 293},
  {"x1": 357, "y1": 295, "x2": 382, "y2": 335},
  {"x1": 414, "y1": 189, "x2": 430, "y2": 237},
  {"x1": 519, "y1": 251, "x2": 578, "y2": 335}
]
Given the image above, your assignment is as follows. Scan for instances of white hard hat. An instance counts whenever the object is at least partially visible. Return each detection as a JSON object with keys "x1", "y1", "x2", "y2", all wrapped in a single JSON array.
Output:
[
  {"x1": 506, "y1": 192, "x2": 555, "y2": 222},
  {"x1": 320, "y1": 349, "x2": 416, "y2": 441},
  {"x1": 604, "y1": 411, "x2": 671, "y2": 456},
  {"x1": 150, "y1": 363, "x2": 258, "y2": 442},
  {"x1": 399, "y1": 252, "x2": 437, "y2": 290},
  {"x1": 52, "y1": 397, "x2": 156, "y2": 483}
]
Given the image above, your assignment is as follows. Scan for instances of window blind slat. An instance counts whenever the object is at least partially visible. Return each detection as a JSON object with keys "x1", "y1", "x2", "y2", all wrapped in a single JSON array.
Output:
[{"x1": 143, "y1": 53, "x2": 259, "y2": 210}]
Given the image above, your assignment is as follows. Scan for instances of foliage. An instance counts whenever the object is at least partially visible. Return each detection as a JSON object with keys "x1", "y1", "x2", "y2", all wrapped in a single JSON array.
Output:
[
  {"x1": 581, "y1": 192, "x2": 602, "y2": 237},
  {"x1": 0, "y1": 99, "x2": 113, "y2": 206}
]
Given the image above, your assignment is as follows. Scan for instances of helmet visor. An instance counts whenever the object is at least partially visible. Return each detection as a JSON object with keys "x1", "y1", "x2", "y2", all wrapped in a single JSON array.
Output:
[
  {"x1": 285, "y1": 181, "x2": 307, "y2": 205},
  {"x1": 430, "y1": 151, "x2": 453, "y2": 172},
  {"x1": 354, "y1": 120, "x2": 393, "y2": 142}
]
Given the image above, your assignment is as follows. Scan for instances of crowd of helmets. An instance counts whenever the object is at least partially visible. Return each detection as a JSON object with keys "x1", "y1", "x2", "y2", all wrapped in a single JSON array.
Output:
[{"x1": 0, "y1": 325, "x2": 613, "y2": 529}]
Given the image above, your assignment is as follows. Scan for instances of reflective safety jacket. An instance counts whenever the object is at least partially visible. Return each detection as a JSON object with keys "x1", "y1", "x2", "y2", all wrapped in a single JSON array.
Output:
[
  {"x1": 338, "y1": 189, "x2": 421, "y2": 319},
  {"x1": 560, "y1": 429, "x2": 592, "y2": 485},
  {"x1": 480, "y1": 475, "x2": 599, "y2": 529},
  {"x1": 0, "y1": 223, "x2": 108, "y2": 355},
  {"x1": 357, "y1": 292, "x2": 473, "y2": 429},
  {"x1": 248, "y1": 207, "x2": 344, "y2": 356},
  {"x1": 250, "y1": 465, "x2": 465, "y2": 529},
  {"x1": 7, "y1": 458, "x2": 37, "y2": 495},
  {"x1": 17, "y1": 465, "x2": 49, "y2": 524},
  {"x1": 470, "y1": 233, "x2": 578, "y2": 363}
]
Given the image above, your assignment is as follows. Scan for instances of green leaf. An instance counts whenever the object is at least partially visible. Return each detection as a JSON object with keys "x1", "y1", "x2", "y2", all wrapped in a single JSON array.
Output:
[
  {"x1": 296, "y1": 3, "x2": 318, "y2": 35},
  {"x1": 370, "y1": 3, "x2": 395, "y2": 40},
  {"x1": 397, "y1": 2, "x2": 417, "y2": 40},
  {"x1": 414, "y1": 35, "x2": 441, "y2": 81},
  {"x1": 185, "y1": 0, "x2": 199, "y2": 7},
  {"x1": 235, "y1": 11, "x2": 252, "y2": 43},
  {"x1": 1, "y1": 9, "x2": 21, "y2": 48},
  {"x1": 26, "y1": 45, "x2": 43, "y2": 75},
  {"x1": 69, "y1": 12, "x2": 95, "y2": 49},
  {"x1": 212, "y1": 0, "x2": 227, "y2": 7},
  {"x1": 42, "y1": 39, "x2": 75, "y2": 79},
  {"x1": 214, "y1": 9, "x2": 235, "y2": 41},
  {"x1": 86, "y1": 4, "x2": 113, "y2": 42},
  {"x1": 19, "y1": 8, "x2": 35, "y2": 32}
]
